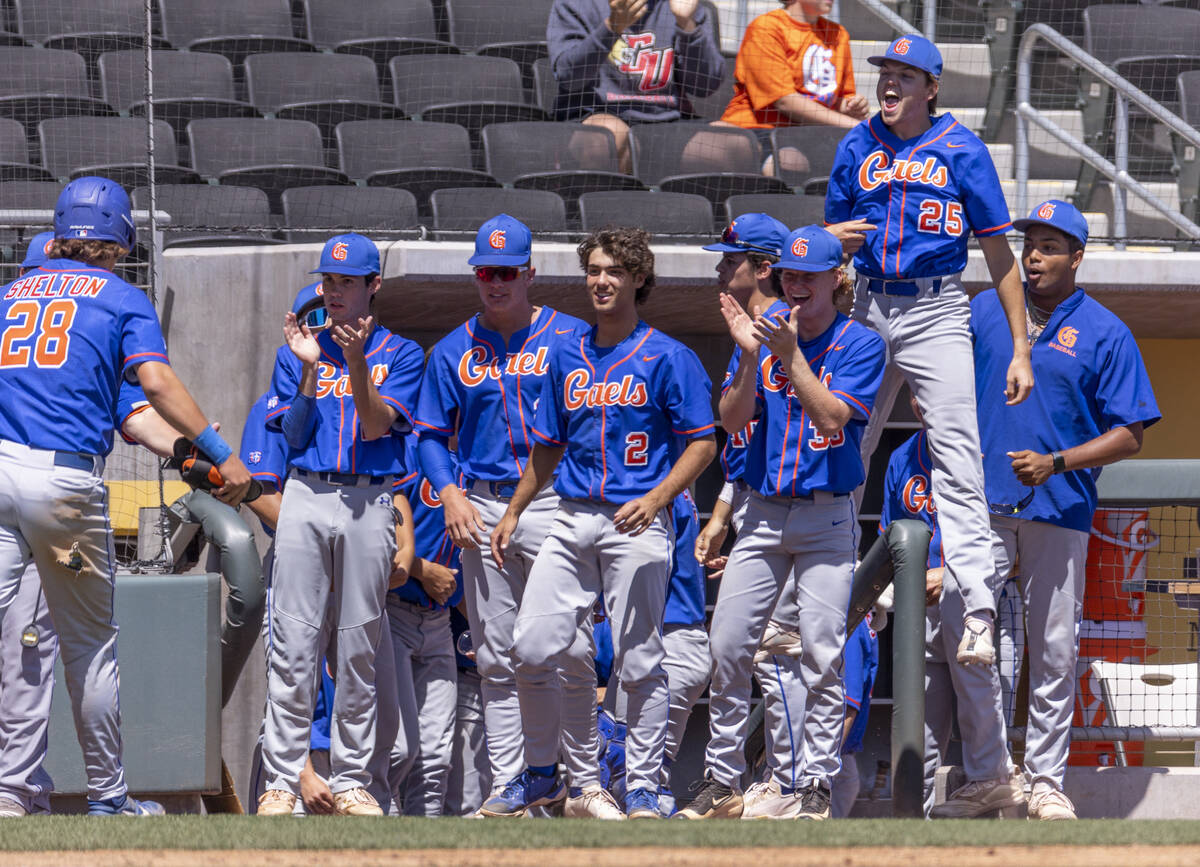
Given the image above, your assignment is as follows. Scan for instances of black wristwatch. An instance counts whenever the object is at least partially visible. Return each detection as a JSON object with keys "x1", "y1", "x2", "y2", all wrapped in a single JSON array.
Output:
[{"x1": 1051, "y1": 451, "x2": 1066, "y2": 474}]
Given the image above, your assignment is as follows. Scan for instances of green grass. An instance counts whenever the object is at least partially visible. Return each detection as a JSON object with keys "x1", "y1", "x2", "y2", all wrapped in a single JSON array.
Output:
[{"x1": 3, "y1": 817, "x2": 1200, "y2": 851}]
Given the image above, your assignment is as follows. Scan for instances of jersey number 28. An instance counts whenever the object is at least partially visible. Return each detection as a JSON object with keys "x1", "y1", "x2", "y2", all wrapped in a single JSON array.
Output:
[{"x1": 0, "y1": 300, "x2": 76, "y2": 369}]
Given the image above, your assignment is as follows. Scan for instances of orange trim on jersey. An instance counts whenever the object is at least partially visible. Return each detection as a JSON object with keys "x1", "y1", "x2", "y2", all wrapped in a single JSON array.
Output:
[
  {"x1": 974, "y1": 220, "x2": 1013, "y2": 236},
  {"x1": 531, "y1": 423, "x2": 564, "y2": 446},
  {"x1": 832, "y1": 390, "x2": 871, "y2": 417},
  {"x1": 512, "y1": 308, "x2": 555, "y2": 470},
  {"x1": 337, "y1": 391, "x2": 346, "y2": 473},
  {"x1": 414, "y1": 419, "x2": 454, "y2": 434},
  {"x1": 895, "y1": 121, "x2": 960, "y2": 275},
  {"x1": 265, "y1": 402, "x2": 290, "y2": 421},
  {"x1": 673, "y1": 423, "x2": 716, "y2": 436},
  {"x1": 124, "y1": 351, "x2": 169, "y2": 364},
  {"x1": 252, "y1": 471, "x2": 282, "y2": 483},
  {"x1": 596, "y1": 327, "x2": 655, "y2": 502},
  {"x1": 867, "y1": 122, "x2": 897, "y2": 274},
  {"x1": 381, "y1": 395, "x2": 410, "y2": 421},
  {"x1": 915, "y1": 430, "x2": 930, "y2": 476},
  {"x1": 363, "y1": 333, "x2": 390, "y2": 359},
  {"x1": 577, "y1": 334, "x2": 599, "y2": 498},
  {"x1": 396, "y1": 470, "x2": 418, "y2": 485}
]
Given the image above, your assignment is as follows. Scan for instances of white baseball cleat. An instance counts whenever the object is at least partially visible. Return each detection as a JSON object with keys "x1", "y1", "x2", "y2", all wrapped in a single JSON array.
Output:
[
  {"x1": 930, "y1": 776, "x2": 1025, "y2": 818},
  {"x1": 754, "y1": 620, "x2": 803, "y2": 663},
  {"x1": 257, "y1": 789, "x2": 297, "y2": 816},
  {"x1": 956, "y1": 615, "x2": 996, "y2": 665},
  {"x1": 0, "y1": 797, "x2": 27, "y2": 818},
  {"x1": 563, "y1": 785, "x2": 626, "y2": 820},
  {"x1": 741, "y1": 782, "x2": 804, "y2": 820},
  {"x1": 1027, "y1": 786, "x2": 1076, "y2": 821},
  {"x1": 333, "y1": 787, "x2": 383, "y2": 816}
]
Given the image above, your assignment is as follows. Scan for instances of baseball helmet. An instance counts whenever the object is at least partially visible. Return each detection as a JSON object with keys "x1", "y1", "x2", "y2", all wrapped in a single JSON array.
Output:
[{"x1": 53, "y1": 176, "x2": 136, "y2": 250}]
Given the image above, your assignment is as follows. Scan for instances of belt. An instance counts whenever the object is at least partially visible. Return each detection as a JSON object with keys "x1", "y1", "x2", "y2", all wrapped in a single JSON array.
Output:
[
  {"x1": 762, "y1": 491, "x2": 849, "y2": 505},
  {"x1": 471, "y1": 479, "x2": 520, "y2": 501},
  {"x1": 53, "y1": 450, "x2": 101, "y2": 473},
  {"x1": 297, "y1": 469, "x2": 389, "y2": 487},
  {"x1": 865, "y1": 277, "x2": 942, "y2": 297}
]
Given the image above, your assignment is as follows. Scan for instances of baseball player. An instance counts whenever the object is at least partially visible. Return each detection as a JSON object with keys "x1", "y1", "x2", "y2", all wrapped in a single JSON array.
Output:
[
  {"x1": 258, "y1": 233, "x2": 424, "y2": 817},
  {"x1": 443, "y1": 608, "x2": 491, "y2": 815},
  {"x1": 0, "y1": 176, "x2": 251, "y2": 817},
  {"x1": 692, "y1": 213, "x2": 814, "y2": 818},
  {"x1": 414, "y1": 215, "x2": 590, "y2": 812},
  {"x1": 833, "y1": 615, "x2": 879, "y2": 818},
  {"x1": 684, "y1": 225, "x2": 885, "y2": 821},
  {"x1": 936, "y1": 200, "x2": 1160, "y2": 820},
  {"x1": 825, "y1": 33, "x2": 1035, "y2": 673},
  {"x1": 487, "y1": 226, "x2": 717, "y2": 820}
]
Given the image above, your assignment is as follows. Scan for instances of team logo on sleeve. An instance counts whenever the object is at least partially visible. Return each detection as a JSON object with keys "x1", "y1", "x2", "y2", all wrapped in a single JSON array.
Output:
[
  {"x1": 902, "y1": 475, "x2": 936, "y2": 515},
  {"x1": 792, "y1": 237, "x2": 809, "y2": 257},
  {"x1": 893, "y1": 37, "x2": 912, "y2": 55},
  {"x1": 457, "y1": 346, "x2": 549, "y2": 386},
  {"x1": 1037, "y1": 202, "x2": 1057, "y2": 220},
  {"x1": 331, "y1": 242, "x2": 349, "y2": 261},
  {"x1": 419, "y1": 478, "x2": 442, "y2": 509},
  {"x1": 563, "y1": 369, "x2": 647, "y2": 409},
  {"x1": 249, "y1": 450, "x2": 262, "y2": 464},
  {"x1": 488, "y1": 230, "x2": 506, "y2": 249},
  {"x1": 267, "y1": 395, "x2": 278, "y2": 410},
  {"x1": 858, "y1": 152, "x2": 947, "y2": 191}
]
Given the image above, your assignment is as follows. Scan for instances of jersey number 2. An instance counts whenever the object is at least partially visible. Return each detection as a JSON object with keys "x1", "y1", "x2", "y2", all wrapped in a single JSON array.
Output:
[
  {"x1": 624, "y1": 432, "x2": 649, "y2": 466},
  {"x1": 917, "y1": 200, "x2": 964, "y2": 237},
  {"x1": 0, "y1": 300, "x2": 76, "y2": 369}
]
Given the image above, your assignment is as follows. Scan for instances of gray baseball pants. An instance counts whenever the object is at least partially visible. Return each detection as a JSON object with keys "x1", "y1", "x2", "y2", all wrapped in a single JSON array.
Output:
[{"x1": 444, "y1": 667, "x2": 490, "y2": 815}]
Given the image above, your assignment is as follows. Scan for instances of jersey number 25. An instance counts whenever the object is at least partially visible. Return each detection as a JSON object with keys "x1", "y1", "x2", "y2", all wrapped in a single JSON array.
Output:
[
  {"x1": 0, "y1": 300, "x2": 75, "y2": 369},
  {"x1": 917, "y1": 200, "x2": 964, "y2": 237}
]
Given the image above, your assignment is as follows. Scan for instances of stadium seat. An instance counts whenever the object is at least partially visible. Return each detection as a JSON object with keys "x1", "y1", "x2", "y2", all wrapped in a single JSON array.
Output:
[
  {"x1": 578, "y1": 190, "x2": 714, "y2": 239},
  {"x1": 14, "y1": 0, "x2": 167, "y2": 66},
  {"x1": 188, "y1": 117, "x2": 348, "y2": 213},
  {"x1": 482, "y1": 121, "x2": 646, "y2": 220},
  {"x1": 770, "y1": 126, "x2": 848, "y2": 193},
  {"x1": 133, "y1": 183, "x2": 278, "y2": 247},
  {"x1": 532, "y1": 56, "x2": 557, "y2": 115},
  {"x1": 281, "y1": 185, "x2": 420, "y2": 241},
  {"x1": 389, "y1": 55, "x2": 547, "y2": 145},
  {"x1": 444, "y1": 0, "x2": 551, "y2": 86},
  {"x1": 1090, "y1": 660, "x2": 1200, "y2": 766},
  {"x1": 159, "y1": 0, "x2": 315, "y2": 70},
  {"x1": 244, "y1": 52, "x2": 403, "y2": 147},
  {"x1": 1176, "y1": 70, "x2": 1200, "y2": 226},
  {"x1": 685, "y1": 56, "x2": 735, "y2": 123},
  {"x1": 303, "y1": 0, "x2": 457, "y2": 75},
  {"x1": 723, "y1": 193, "x2": 827, "y2": 230},
  {"x1": 336, "y1": 119, "x2": 498, "y2": 218},
  {"x1": 39, "y1": 117, "x2": 198, "y2": 186},
  {"x1": 431, "y1": 187, "x2": 566, "y2": 236},
  {"x1": 629, "y1": 121, "x2": 791, "y2": 208},
  {"x1": 0, "y1": 47, "x2": 113, "y2": 134},
  {"x1": 99, "y1": 50, "x2": 260, "y2": 154},
  {"x1": 0, "y1": 117, "x2": 50, "y2": 180},
  {"x1": 0, "y1": 180, "x2": 57, "y2": 264}
]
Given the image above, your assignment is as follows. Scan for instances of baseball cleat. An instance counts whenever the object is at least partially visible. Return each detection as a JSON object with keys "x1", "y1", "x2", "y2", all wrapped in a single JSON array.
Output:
[
  {"x1": 795, "y1": 782, "x2": 831, "y2": 820},
  {"x1": 754, "y1": 620, "x2": 803, "y2": 663},
  {"x1": 930, "y1": 776, "x2": 1025, "y2": 818},
  {"x1": 255, "y1": 789, "x2": 297, "y2": 816},
  {"x1": 333, "y1": 787, "x2": 383, "y2": 816},
  {"x1": 87, "y1": 795, "x2": 166, "y2": 817},
  {"x1": 675, "y1": 775, "x2": 742, "y2": 819},
  {"x1": 956, "y1": 615, "x2": 996, "y2": 665},
  {"x1": 563, "y1": 785, "x2": 625, "y2": 820},
  {"x1": 624, "y1": 787, "x2": 661, "y2": 819},
  {"x1": 1027, "y1": 786, "x2": 1076, "y2": 821},
  {"x1": 739, "y1": 779, "x2": 782, "y2": 819},
  {"x1": 478, "y1": 770, "x2": 566, "y2": 817},
  {"x1": 741, "y1": 781, "x2": 806, "y2": 820},
  {"x1": 0, "y1": 797, "x2": 27, "y2": 818}
]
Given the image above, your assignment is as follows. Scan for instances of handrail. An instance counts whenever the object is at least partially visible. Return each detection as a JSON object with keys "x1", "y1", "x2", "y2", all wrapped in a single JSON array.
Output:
[{"x1": 1016, "y1": 23, "x2": 1200, "y2": 244}]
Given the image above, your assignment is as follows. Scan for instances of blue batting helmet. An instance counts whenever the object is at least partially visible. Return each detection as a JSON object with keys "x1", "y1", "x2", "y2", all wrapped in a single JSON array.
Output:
[{"x1": 53, "y1": 176, "x2": 136, "y2": 249}]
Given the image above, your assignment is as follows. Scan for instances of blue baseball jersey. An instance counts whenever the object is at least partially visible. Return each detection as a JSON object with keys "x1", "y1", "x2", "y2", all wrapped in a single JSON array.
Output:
[
  {"x1": 664, "y1": 489, "x2": 706, "y2": 627},
  {"x1": 719, "y1": 299, "x2": 789, "y2": 484},
  {"x1": 736, "y1": 314, "x2": 886, "y2": 497},
  {"x1": 825, "y1": 113, "x2": 1013, "y2": 279},
  {"x1": 391, "y1": 438, "x2": 463, "y2": 610},
  {"x1": 0, "y1": 258, "x2": 169, "y2": 456},
  {"x1": 266, "y1": 325, "x2": 423, "y2": 476},
  {"x1": 842, "y1": 616, "x2": 879, "y2": 754},
  {"x1": 879, "y1": 429, "x2": 943, "y2": 569},
  {"x1": 115, "y1": 378, "x2": 151, "y2": 444},
  {"x1": 531, "y1": 321, "x2": 715, "y2": 503},
  {"x1": 309, "y1": 659, "x2": 337, "y2": 752},
  {"x1": 971, "y1": 287, "x2": 1160, "y2": 533},
  {"x1": 415, "y1": 307, "x2": 588, "y2": 483},
  {"x1": 240, "y1": 392, "x2": 290, "y2": 494}
]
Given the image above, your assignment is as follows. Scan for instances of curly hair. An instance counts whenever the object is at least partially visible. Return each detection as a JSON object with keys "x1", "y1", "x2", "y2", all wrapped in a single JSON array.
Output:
[
  {"x1": 48, "y1": 238, "x2": 128, "y2": 267},
  {"x1": 577, "y1": 226, "x2": 656, "y2": 305}
]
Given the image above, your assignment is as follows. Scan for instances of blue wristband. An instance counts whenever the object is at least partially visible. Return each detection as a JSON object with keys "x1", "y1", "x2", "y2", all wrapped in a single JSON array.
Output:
[{"x1": 193, "y1": 424, "x2": 233, "y2": 466}]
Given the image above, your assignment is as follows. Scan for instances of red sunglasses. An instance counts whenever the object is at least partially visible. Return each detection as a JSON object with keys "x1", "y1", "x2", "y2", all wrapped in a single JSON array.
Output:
[{"x1": 474, "y1": 266, "x2": 523, "y2": 282}]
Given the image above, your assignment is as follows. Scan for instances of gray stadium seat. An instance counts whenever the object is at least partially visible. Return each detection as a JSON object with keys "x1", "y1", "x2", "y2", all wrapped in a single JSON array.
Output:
[
  {"x1": 723, "y1": 193, "x2": 827, "y2": 230},
  {"x1": 685, "y1": 56, "x2": 734, "y2": 122},
  {"x1": 244, "y1": 52, "x2": 403, "y2": 146},
  {"x1": 0, "y1": 117, "x2": 50, "y2": 180},
  {"x1": 0, "y1": 180, "x2": 58, "y2": 264},
  {"x1": 482, "y1": 121, "x2": 646, "y2": 220},
  {"x1": 159, "y1": 0, "x2": 314, "y2": 68},
  {"x1": 188, "y1": 117, "x2": 348, "y2": 212},
  {"x1": 14, "y1": 0, "x2": 167, "y2": 65},
  {"x1": 629, "y1": 121, "x2": 791, "y2": 207},
  {"x1": 770, "y1": 125, "x2": 849, "y2": 193},
  {"x1": 431, "y1": 187, "x2": 566, "y2": 236},
  {"x1": 39, "y1": 117, "x2": 198, "y2": 186},
  {"x1": 578, "y1": 190, "x2": 714, "y2": 239},
  {"x1": 0, "y1": 47, "x2": 113, "y2": 134},
  {"x1": 133, "y1": 183, "x2": 278, "y2": 247},
  {"x1": 444, "y1": 0, "x2": 551, "y2": 85},
  {"x1": 336, "y1": 119, "x2": 498, "y2": 217},
  {"x1": 281, "y1": 185, "x2": 420, "y2": 241},
  {"x1": 304, "y1": 0, "x2": 457, "y2": 78},
  {"x1": 532, "y1": 56, "x2": 557, "y2": 115}
]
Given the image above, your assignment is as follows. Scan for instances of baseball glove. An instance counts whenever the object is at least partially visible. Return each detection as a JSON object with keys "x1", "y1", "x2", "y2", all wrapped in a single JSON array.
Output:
[{"x1": 168, "y1": 437, "x2": 262, "y2": 502}]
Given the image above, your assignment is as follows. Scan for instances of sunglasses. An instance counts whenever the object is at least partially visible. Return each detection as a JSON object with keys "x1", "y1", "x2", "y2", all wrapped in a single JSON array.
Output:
[
  {"x1": 296, "y1": 301, "x2": 329, "y2": 331},
  {"x1": 988, "y1": 486, "x2": 1036, "y2": 516},
  {"x1": 720, "y1": 224, "x2": 778, "y2": 256},
  {"x1": 474, "y1": 266, "x2": 524, "y2": 282}
]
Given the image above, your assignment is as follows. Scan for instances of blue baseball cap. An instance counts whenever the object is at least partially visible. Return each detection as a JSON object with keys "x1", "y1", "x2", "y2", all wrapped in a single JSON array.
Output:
[
  {"x1": 868, "y1": 34, "x2": 943, "y2": 79},
  {"x1": 1013, "y1": 199, "x2": 1089, "y2": 247},
  {"x1": 291, "y1": 281, "x2": 328, "y2": 329},
  {"x1": 468, "y1": 214, "x2": 532, "y2": 267},
  {"x1": 771, "y1": 225, "x2": 843, "y2": 273},
  {"x1": 703, "y1": 213, "x2": 789, "y2": 257},
  {"x1": 311, "y1": 232, "x2": 379, "y2": 276},
  {"x1": 21, "y1": 231, "x2": 55, "y2": 269}
]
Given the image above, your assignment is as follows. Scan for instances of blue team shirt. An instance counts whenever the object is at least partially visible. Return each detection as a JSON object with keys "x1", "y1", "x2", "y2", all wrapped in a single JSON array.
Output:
[
  {"x1": 390, "y1": 438, "x2": 463, "y2": 610},
  {"x1": 735, "y1": 314, "x2": 885, "y2": 497},
  {"x1": 266, "y1": 325, "x2": 423, "y2": 475},
  {"x1": 0, "y1": 259, "x2": 169, "y2": 456},
  {"x1": 415, "y1": 307, "x2": 589, "y2": 482},
  {"x1": 825, "y1": 113, "x2": 1013, "y2": 279},
  {"x1": 115, "y1": 379, "x2": 150, "y2": 443},
  {"x1": 879, "y1": 429, "x2": 943, "y2": 569},
  {"x1": 664, "y1": 489, "x2": 706, "y2": 627},
  {"x1": 240, "y1": 393, "x2": 290, "y2": 493},
  {"x1": 842, "y1": 617, "x2": 879, "y2": 754},
  {"x1": 532, "y1": 321, "x2": 715, "y2": 503},
  {"x1": 719, "y1": 299, "x2": 789, "y2": 484},
  {"x1": 971, "y1": 288, "x2": 1160, "y2": 533}
]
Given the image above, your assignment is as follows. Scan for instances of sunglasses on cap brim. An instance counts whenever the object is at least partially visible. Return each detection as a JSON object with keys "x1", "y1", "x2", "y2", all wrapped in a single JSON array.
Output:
[{"x1": 720, "y1": 224, "x2": 777, "y2": 256}]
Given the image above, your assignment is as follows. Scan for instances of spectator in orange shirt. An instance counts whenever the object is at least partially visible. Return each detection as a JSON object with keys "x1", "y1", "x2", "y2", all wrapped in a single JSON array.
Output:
[{"x1": 718, "y1": 0, "x2": 868, "y2": 165}]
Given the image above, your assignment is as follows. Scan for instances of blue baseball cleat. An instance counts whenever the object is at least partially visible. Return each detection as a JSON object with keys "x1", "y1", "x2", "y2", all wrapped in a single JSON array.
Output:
[
  {"x1": 478, "y1": 770, "x2": 566, "y2": 817},
  {"x1": 87, "y1": 795, "x2": 165, "y2": 816},
  {"x1": 624, "y1": 787, "x2": 661, "y2": 820}
]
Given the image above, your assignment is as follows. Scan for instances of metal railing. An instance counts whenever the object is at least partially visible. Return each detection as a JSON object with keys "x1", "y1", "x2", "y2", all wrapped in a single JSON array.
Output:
[{"x1": 1016, "y1": 23, "x2": 1200, "y2": 247}]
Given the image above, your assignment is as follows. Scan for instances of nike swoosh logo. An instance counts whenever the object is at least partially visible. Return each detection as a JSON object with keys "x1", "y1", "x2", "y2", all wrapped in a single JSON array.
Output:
[
  {"x1": 642, "y1": 355, "x2": 659, "y2": 362},
  {"x1": 555, "y1": 328, "x2": 573, "y2": 335},
  {"x1": 833, "y1": 518, "x2": 849, "y2": 526},
  {"x1": 946, "y1": 142, "x2": 965, "y2": 148}
]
